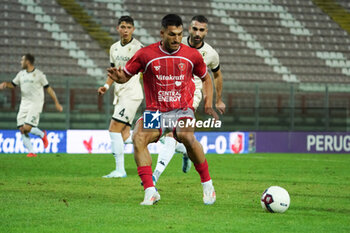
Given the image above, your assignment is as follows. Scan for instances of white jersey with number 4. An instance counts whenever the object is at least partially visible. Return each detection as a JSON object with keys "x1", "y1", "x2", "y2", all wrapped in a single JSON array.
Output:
[
  {"x1": 110, "y1": 38, "x2": 144, "y2": 104},
  {"x1": 182, "y1": 36, "x2": 220, "y2": 90},
  {"x1": 12, "y1": 68, "x2": 49, "y2": 112}
]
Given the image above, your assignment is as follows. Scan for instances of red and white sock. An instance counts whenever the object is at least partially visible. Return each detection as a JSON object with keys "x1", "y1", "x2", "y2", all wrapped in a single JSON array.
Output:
[
  {"x1": 194, "y1": 159, "x2": 211, "y2": 183},
  {"x1": 137, "y1": 166, "x2": 154, "y2": 190}
]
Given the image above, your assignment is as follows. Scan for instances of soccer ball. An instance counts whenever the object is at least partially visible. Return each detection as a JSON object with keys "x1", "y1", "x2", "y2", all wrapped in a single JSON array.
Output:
[{"x1": 261, "y1": 186, "x2": 290, "y2": 213}]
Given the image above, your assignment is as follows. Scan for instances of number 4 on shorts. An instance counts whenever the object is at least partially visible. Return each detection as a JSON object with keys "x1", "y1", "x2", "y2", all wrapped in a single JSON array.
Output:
[{"x1": 119, "y1": 108, "x2": 125, "y2": 117}]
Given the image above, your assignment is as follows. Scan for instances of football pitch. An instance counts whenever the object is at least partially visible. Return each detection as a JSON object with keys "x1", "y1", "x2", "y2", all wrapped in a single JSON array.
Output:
[{"x1": 0, "y1": 153, "x2": 349, "y2": 233}]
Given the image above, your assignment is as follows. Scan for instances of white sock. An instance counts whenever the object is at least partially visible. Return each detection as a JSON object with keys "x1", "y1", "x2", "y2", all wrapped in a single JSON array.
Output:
[
  {"x1": 109, "y1": 132, "x2": 125, "y2": 173},
  {"x1": 30, "y1": 127, "x2": 44, "y2": 138},
  {"x1": 22, "y1": 134, "x2": 34, "y2": 153},
  {"x1": 175, "y1": 142, "x2": 187, "y2": 155},
  {"x1": 124, "y1": 131, "x2": 133, "y2": 144},
  {"x1": 153, "y1": 136, "x2": 176, "y2": 182}
]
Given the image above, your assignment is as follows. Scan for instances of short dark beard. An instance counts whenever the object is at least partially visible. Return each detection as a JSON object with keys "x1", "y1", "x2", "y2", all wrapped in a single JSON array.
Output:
[
  {"x1": 190, "y1": 34, "x2": 204, "y2": 47},
  {"x1": 163, "y1": 40, "x2": 178, "y2": 53}
]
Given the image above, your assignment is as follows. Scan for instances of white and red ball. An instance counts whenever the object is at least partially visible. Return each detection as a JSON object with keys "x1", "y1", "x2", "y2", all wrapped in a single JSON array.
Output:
[{"x1": 261, "y1": 186, "x2": 290, "y2": 213}]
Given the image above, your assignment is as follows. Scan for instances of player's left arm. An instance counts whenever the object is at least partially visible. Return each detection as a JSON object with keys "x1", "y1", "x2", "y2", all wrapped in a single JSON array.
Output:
[
  {"x1": 213, "y1": 69, "x2": 226, "y2": 114},
  {"x1": 202, "y1": 73, "x2": 219, "y2": 120},
  {"x1": 194, "y1": 50, "x2": 219, "y2": 120},
  {"x1": 46, "y1": 86, "x2": 63, "y2": 112},
  {"x1": 210, "y1": 49, "x2": 226, "y2": 114},
  {"x1": 40, "y1": 73, "x2": 63, "y2": 112}
]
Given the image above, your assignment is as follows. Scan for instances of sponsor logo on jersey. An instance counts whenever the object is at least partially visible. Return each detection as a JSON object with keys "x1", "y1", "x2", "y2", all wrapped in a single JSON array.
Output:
[
  {"x1": 155, "y1": 74, "x2": 184, "y2": 81},
  {"x1": 175, "y1": 81, "x2": 182, "y2": 87},
  {"x1": 178, "y1": 63, "x2": 186, "y2": 71},
  {"x1": 22, "y1": 79, "x2": 34, "y2": 84},
  {"x1": 154, "y1": 66, "x2": 161, "y2": 71},
  {"x1": 158, "y1": 90, "x2": 181, "y2": 102},
  {"x1": 113, "y1": 55, "x2": 131, "y2": 62}
]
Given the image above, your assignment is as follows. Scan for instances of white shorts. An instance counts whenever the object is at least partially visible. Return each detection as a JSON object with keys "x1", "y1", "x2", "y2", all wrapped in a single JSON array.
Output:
[
  {"x1": 192, "y1": 89, "x2": 202, "y2": 110},
  {"x1": 17, "y1": 108, "x2": 41, "y2": 127},
  {"x1": 112, "y1": 98, "x2": 143, "y2": 126}
]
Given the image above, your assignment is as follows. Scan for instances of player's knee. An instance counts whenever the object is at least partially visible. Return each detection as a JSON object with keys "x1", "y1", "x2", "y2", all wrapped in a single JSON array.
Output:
[
  {"x1": 22, "y1": 125, "x2": 31, "y2": 134},
  {"x1": 19, "y1": 127, "x2": 25, "y2": 134},
  {"x1": 176, "y1": 131, "x2": 195, "y2": 146},
  {"x1": 121, "y1": 127, "x2": 130, "y2": 140},
  {"x1": 132, "y1": 132, "x2": 146, "y2": 150}
]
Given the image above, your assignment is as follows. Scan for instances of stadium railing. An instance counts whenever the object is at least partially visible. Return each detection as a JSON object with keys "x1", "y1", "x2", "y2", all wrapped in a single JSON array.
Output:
[{"x1": 1, "y1": 74, "x2": 349, "y2": 132}]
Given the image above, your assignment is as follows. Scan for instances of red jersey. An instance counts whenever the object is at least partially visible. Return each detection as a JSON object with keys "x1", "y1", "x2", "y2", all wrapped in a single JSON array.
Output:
[{"x1": 124, "y1": 41, "x2": 207, "y2": 112}]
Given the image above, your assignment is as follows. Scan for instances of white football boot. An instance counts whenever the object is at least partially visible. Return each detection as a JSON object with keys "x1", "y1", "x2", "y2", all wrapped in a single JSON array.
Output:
[
  {"x1": 102, "y1": 170, "x2": 127, "y2": 178},
  {"x1": 202, "y1": 180, "x2": 216, "y2": 205},
  {"x1": 140, "y1": 187, "x2": 161, "y2": 206}
]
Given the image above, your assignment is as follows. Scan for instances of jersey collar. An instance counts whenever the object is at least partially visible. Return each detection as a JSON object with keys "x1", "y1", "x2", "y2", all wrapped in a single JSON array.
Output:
[
  {"x1": 26, "y1": 68, "x2": 35, "y2": 73},
  {"x1": 158, "y1": 41, "x2": 181, "y2": 55},
  {"x1": 120, "y1": 37, "x2": 134, "y2": 47},
  {"x1": 187, "y1": 36, "x2": 205, "y2": 50}
]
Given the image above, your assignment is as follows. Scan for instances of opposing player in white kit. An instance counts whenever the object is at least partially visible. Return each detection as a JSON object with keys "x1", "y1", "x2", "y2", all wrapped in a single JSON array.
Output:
[
  {"x1": 98, "y1": 16, "x2": 143, "y2": 178},
  {"x1": 152, "y1": 15, "x2": 226, "y2": 183},
  {"x1": 0, "y1": 54, "x2": 63, "y2": 157}
]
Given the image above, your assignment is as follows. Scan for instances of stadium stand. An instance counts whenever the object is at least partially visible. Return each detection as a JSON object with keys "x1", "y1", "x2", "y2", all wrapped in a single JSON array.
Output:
[
  {"x1": 1, "y1": 0, "x2": 350, "y2": 131},
  {"x1": 1, "y1": 0, "x2": 106, "y2": 78}
]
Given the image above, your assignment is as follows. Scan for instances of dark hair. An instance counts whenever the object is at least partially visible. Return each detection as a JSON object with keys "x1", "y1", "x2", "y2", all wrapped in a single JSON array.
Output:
[
  {"x1": 24, "y1": 53, "x2": 35, "y2": 64},
  {"x1": 118, "y1": 15, "x2": 134, "y2": 26},
  {"x1": 191, "y1": 15, "x2": 208, "y2": 24},
  {"x1": 161, "y1": 14, "x2": 183, "y2": 28}
]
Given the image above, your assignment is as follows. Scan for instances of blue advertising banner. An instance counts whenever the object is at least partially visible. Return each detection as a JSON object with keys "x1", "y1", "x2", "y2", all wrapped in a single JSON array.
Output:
[
  {"x1": 66, "y1": 130, "x2": 252, "y2": 154},
  {"x1": 0, "y1": 130, "x2": 252, "y2": 154},
  {"x1": 255, "y1": 132, "x2": 350, "y2": 153},
  {"x1": 0, "y1": 130, "x2": 67, "y2": 153},
  {"x1": 195, "y1": 132, "x2": 253, "y2": 154}
]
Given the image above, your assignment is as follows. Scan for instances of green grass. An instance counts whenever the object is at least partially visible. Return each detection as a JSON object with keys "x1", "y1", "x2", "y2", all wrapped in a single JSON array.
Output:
[{"x1": 0, "y1": 153, "x2": 349, "y2": 233}]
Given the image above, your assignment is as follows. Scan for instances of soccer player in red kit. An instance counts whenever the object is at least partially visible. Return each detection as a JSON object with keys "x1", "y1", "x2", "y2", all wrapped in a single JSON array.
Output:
[{"x1": 107, "y1": 14, "x2": 218, "y2": 205}]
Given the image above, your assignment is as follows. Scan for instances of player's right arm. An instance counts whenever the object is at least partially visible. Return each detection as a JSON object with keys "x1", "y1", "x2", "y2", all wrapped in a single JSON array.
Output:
[
  {"x1": 99, "y1": 44, "x2": 122, "y2": 95},
  {"x1": 0, "y1": 82, "x2": 15, "y2": 90},
  {"x1": 0, "y1": 72, "x2": 20, "y2": 90},
  {"x1": 97, "y1": 77, "x2": 114, "y2": 96}
]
